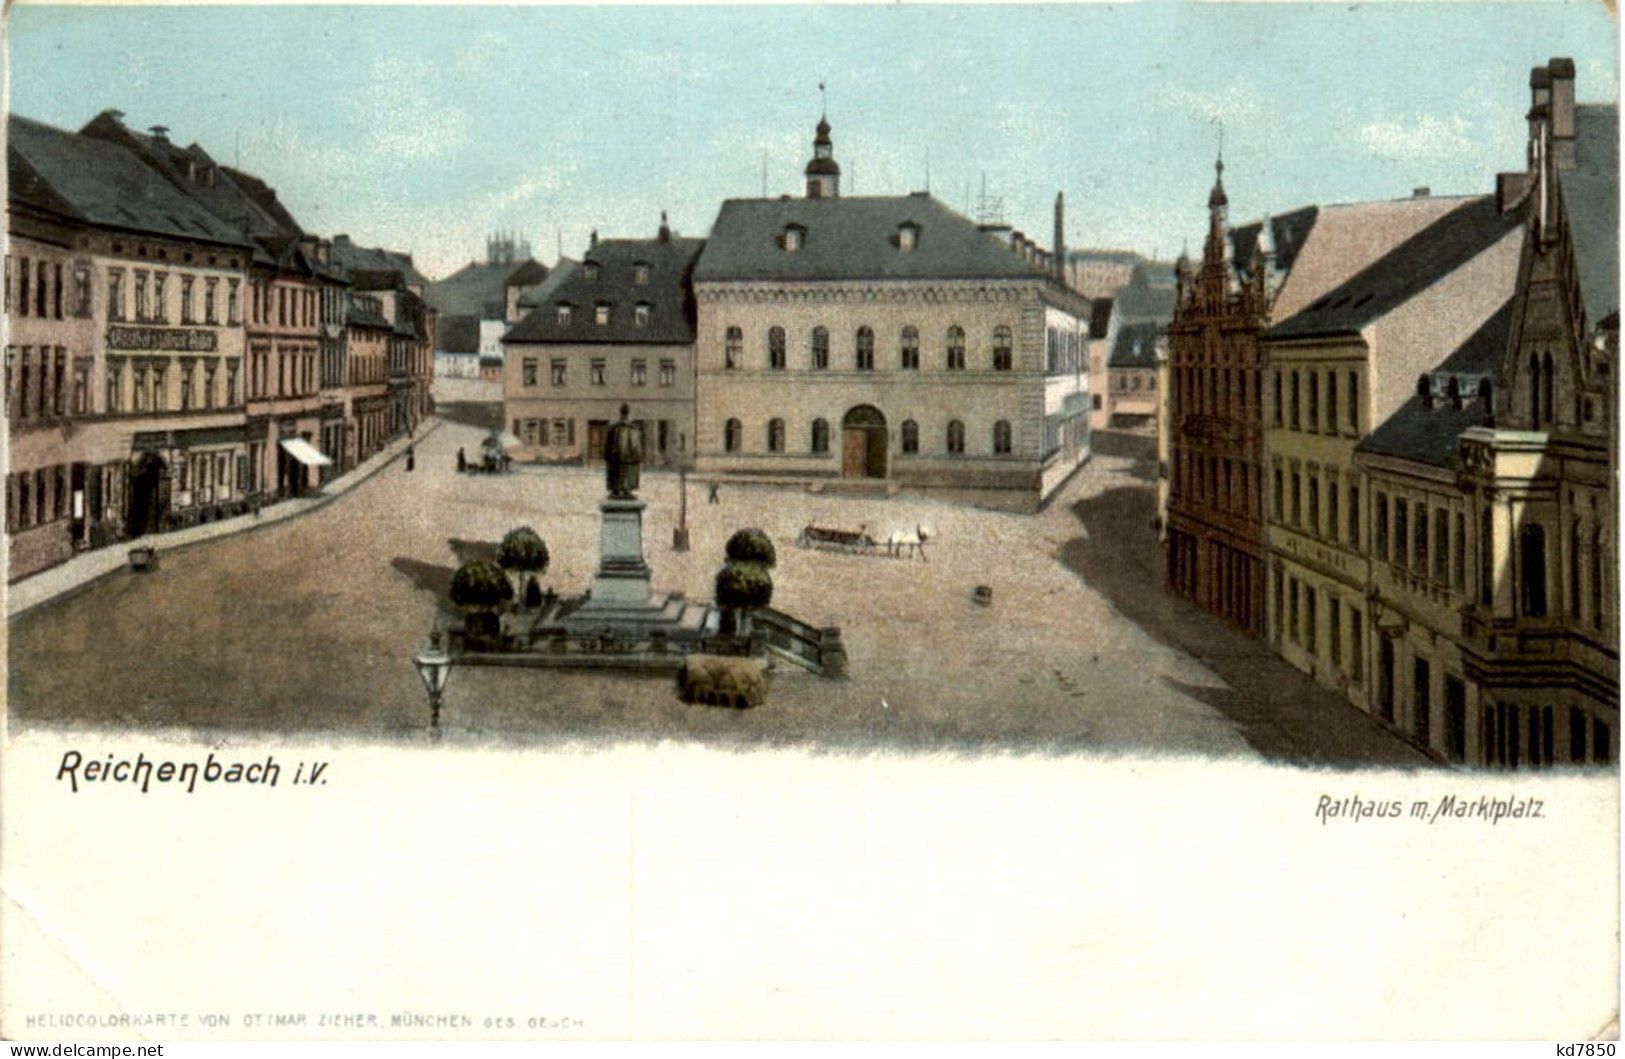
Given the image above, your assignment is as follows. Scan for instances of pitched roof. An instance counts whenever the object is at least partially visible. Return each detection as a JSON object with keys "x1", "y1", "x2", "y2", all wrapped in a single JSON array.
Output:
[
  {"x1": 517, "y1": 258, "x2": 579, "y2": 310},
  {"x1": 1229, "y1": 205, "x2": 1320, "y2": 281},
  {"x1": 436, "y1": 314, "x2": 482, "y2": 354},
  {"x1": 331, "y1": 236, "x2": 427, "y2": 288},
  {"x1": 8, "y1": 115, "x2": 252, "y2": 249},
  {"x1": 1112, "y1": 276, "x2": 1176, "y2": 323},
  {"x1": 1354, "y1": 298, "x2": 1513, "y2": 470},
  {"x1": 506, "y1": 260, "x2": 550, "y2": 288},
  {"x1": 693, "y1": 193, "x2": 1058, "y2": 283},
  {"x1": 1562, "y1": 103, "x2": 1619, "y2": 325},
  {"x1": 1266, "y1": 196, "x2": 1524, "y2": 340},
  {"x1": 1108, "y1": 320, "x2": 1163, "y2": 369},
  {"x1": 1355, "y1": 394, "x2": 1490, "y2": 470},
  {"x1": 425, "y1": 258, "x2": 544, "y2": 318},
  {"x1": 504, "y1": 237, "x2": 704, "y2": 345}
]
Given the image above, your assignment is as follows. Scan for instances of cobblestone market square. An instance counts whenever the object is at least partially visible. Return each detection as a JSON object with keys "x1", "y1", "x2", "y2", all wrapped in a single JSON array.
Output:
[{"x1": 9, "y1": 388, "x2": 1424, "y2": 766}]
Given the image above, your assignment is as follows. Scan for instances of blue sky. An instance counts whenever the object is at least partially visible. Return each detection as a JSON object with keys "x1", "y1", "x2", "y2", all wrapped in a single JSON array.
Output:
[{"x1": 8, "y1": 3, "x2": 1618, "y2": 279}]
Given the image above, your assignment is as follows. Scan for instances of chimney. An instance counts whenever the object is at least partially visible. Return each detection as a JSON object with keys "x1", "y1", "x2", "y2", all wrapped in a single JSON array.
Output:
[
  {"x1": 1496, "y1": 171, "x2": 1533, "y2": 212},
  {"x1": 149, "y1": 125, "x2": 170, "y2": 143},
  {"x1": 1549, "y1": 57, "x2": 1577, "y2": 169},
  {"x1": 658, "y1": 210, "x2": 671, "y2": 243},
  {"x1": 1412, "y1": 186, "x2": 1431, "y2": 198},
  {"x1": 1052, "y1": 192, "x2": 1066, "y2": 283},
  {"x1": 1417, "y1": 374, "x2": 1433, "y2": 410},
  {"x1": 1528, "y1": 64, "x2": 1553, "y2": 168},
  {"x1": 590, "y1": 229, "x2": 598, "y2": 249}
]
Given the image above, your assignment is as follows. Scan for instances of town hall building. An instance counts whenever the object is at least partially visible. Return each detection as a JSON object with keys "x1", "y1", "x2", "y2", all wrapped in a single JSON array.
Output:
[{"x1": 690, "y1": 117, "x2": 1092, "y2": 511}]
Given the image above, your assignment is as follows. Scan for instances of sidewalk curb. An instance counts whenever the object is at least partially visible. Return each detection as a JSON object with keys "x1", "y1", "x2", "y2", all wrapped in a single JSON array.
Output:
[{"x1": 6, "y1": 419, "x2": 441, "y2": 621}]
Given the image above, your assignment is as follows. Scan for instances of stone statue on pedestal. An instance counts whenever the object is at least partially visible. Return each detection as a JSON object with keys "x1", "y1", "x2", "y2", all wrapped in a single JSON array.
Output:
[{"x1": 605, "y1": 404, "x2": 642, "y2": 499}]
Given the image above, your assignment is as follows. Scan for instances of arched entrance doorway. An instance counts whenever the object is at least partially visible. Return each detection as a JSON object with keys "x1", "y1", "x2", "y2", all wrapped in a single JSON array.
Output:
[
  {"x1": 841, "y1": 405, "x2": 887, "y2": 479},
  {"x1": 125, "y1": 452, "x2": 168, "y2": 540}
]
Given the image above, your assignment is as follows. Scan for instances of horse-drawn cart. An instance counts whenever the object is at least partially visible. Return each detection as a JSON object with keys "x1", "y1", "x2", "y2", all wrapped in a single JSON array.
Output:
[{"x1": 796, "y1": 523, "x2": 879, "y2": 555}]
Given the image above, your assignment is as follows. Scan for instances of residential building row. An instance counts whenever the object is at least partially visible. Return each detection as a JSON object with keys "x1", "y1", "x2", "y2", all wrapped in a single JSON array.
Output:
[
  {"x1": 5, "y1": 110, "x2": 435, "y2": 581},
  {"x1": 1163, "y1": 58, "x2": 1617, "y2": 769},
  {"x1": 502, "y1": 117, "x2": 1093, "y2": 512}
]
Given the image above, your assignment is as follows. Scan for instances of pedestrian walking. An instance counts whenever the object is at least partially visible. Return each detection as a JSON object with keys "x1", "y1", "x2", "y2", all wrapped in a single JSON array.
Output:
[
  {"x1": 406, "y1": 445, "x2": 416, "y2": 472},
  {"x1": 707, "y1": 481, "x2": 720, "y2": 505},
  {"x1": 457, "y1": 447, "x2": 466, "y2": 473}
]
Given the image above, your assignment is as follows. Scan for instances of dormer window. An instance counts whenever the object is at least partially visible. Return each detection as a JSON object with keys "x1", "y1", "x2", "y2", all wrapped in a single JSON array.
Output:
[
  {"x1": 633, "y1": 263, "x2": 651, "y2": 285},
  {"x1": 897, "y1": 223, "x2": 920, "y2": 252},
  {"x1": 583, "y1": 262, "x2": 600, "y2": 282},
  {"x1": 782, "y1": 224, "x2": 807, "y2": 251},
  {"x1": 595, "y1": 303, "x2": 611, "y2": 326},
  {"x1": 634, "y1": 303, "x2": 651, "y2": 327},
  {"x1": 556, "y1": 303, "x2": 573, "y2": 326}
]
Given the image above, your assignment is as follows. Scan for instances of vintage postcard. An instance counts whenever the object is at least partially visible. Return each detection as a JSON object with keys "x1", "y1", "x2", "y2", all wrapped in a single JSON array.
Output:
[{"x1": 1, "y1": 0, "x2": 1618, "y2": 1043}]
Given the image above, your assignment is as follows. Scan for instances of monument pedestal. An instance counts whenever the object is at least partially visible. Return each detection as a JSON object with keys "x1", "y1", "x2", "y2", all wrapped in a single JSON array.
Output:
[
  {"x1": 558, "y1": 498, "x2": 717, "y2": 638},
  {"x1": 584, "y1": 499, "x2": 652, "y2": 606}
]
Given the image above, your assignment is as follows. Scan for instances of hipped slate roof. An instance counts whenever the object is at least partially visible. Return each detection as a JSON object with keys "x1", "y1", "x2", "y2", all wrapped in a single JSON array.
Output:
[
  {"x1": 1355, "y1": 298, "x2": 1514, "y2": 469},
  {"x1": 1266, "y1": 196, "x2": 1524, "y2": 341},
  {"x1": 8, "y1": 115, "x2": 252, "y2": 249},
  {"x1": 505, "y1": 237, "x2": 703, "y2": 345},
  {"x1": 1107, "y1": 321, "x2": 1164, "y2": 370},
  {"x1": 693, "y1": 193, "x2": 1057, "y2": 283},
  {"x1": 1563, "y1": 104, "x2": 1619, "y2": 325},
  {"x1": 331, "y1": 237, "x2": 427, "y2": 288},
  {"x1": 517, "y1": 258, "x2": 579, "y2": 311}
]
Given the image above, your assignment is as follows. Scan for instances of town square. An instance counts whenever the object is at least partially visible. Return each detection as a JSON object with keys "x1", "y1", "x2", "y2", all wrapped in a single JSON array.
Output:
[{"x1": 3, "y1": 4, "x2": 1616, "y2": 770}]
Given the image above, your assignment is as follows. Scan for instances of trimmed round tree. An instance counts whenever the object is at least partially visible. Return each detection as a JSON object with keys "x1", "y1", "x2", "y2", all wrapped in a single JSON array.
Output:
[
  {"x1": 715, "y1": 559, "x2": 774, "y2": 637},
  {"x1": 498, "y1": 525, "x2": 550, "y2": 606},
  {"x1": 450, "y1": 558, "x2": 514, "y2": 643},
  {"x1": 725, "y1": 527, "x2": 777, "y2": 569}
]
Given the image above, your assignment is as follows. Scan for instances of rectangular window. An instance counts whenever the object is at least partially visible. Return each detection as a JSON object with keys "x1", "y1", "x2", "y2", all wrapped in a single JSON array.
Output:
[
  {"x1": 1290, "y1": 472, "x2": 1301, "y2": 527},
  {"x1": 1308, "y1": 477, "x2": 1320, "y2": 536},
  {"x1": 1453, "y1": 512, "x2": 1466, "y2": 590},
  {"x1": 1273, "y1": 468, "x2": 1284, "y2": 522},
  {"x1": 1433, "y1": 509, "x2": 1450, "y2": 584},
  {"x1": 1327, "y1": 372, "x2": 1338, "y2": 433},
  {"x1": 659, "y1": 359, "x2": 675, "y2": 387},
  {"x1": 634, "y1": 304, "x2": 650, "y2": 327},
  {"x1": 108, "y1": 270, "x2": 124, "y2": 321},
  {"x1": 1350, "y1": 609, "x2": 1364, "y2": 681},
  {"x1": 17, "y1": 257, "x2": 29, "y2": 318},
  {"x1": 551, "y1": 359, "x2": 566, "y2": 386},
  {"x1": 106, "y1": 360, "x2": 123, "y2": 412},
  {"x1": 1329, "y1": 597, "x2": 1343, "y2": 668},
  {"x1": 1413, "y1": 658, "x2": 1431, "y2": 746},
  {"x1": 1328, "y1": 481, "x2": 1340, "y2": 544},
  {"x1": 73, "y1": 264, "x2": 92, "y2": 318},
  {"x1": 227, "y1": 279, "x2": 239, "y2": 324},
  {"x1": 1414, "y1": 505, "x2": 1429, "y2": 577},
  {"x1": 134, "y1": 272, "x2": 148, "y2": 321},
  {"x1": 132, "y1": 365, "x2": 147, "y2": 412},
  {"x1": 1347, "y1": 371, "x2": 1359, "y2": 430},
  {"x1": 53, "y1": 262, "x2": 63, "y2": 319},
  {"x1": 181, "y1": 275, "x2": 195, "y2": 323},
  {"x1": 522, "y1": 358, "x2": 538, "y2": 387},
  {"x1": 1289, "y1": 578, "x2": 1301, "y2": 645},
  {"x1": 72, "y1": 360, "x2": 89, "y2": 415},
  {"x1": 595, "y1": 304, "x2": 610, "y2": 326},
  {"x1": 1305, "y1": 587, "x2": 1317, "y2": 656},
  {"x1": 1395, "y1": 500, "x2": 1409, "y2": 569},
  {"x1": 1273, "y1": 372, "x2": 1283, "y2": 425},
  {"x1": 1290, "y1": 372, "x2": 1300, "y2": 429},
  {"x1": 1307, "y1": 371, "x2": 1319, "y2": 431},
  {"x1": 590, "y1": 359, "x2": 605, "y2": 386},
  {"x1": 1349, "y1": 486, "x2": 1361, "y2": 551},
  {"x1": 180, "y1": 362, "x2": 194, "y2": 411},
  {"x1": 154, "y1": 273, "x2": 167, "y2": 322},
  {"x1": 631, "y1": 359, "x2": 647, "y2": 386}
]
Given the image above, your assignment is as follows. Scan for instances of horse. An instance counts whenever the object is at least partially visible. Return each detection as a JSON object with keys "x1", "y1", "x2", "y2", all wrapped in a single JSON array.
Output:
[{"x1": 886, "y1": 524, "x2": 932, "y2": 560}]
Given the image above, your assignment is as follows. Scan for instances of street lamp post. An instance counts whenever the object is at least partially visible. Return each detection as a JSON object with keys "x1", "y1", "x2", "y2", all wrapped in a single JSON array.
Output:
[
  {"x1": 673, "y1": 462, "x2": 691, "y2": 552},
  {"x1": 412, "y1": 630, "x2": 453, "y2": 734}
]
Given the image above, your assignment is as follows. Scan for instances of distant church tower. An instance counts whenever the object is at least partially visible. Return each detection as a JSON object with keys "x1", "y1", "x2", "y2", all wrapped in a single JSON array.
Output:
[{"x1": 805, "y1": 115, "x2": 841, "y2": 199}]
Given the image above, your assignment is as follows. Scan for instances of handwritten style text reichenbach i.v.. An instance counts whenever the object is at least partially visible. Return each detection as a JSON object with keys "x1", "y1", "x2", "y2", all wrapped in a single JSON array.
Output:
[{"x1": 57, "y1": 750, "x2": 293, "y2": 793}]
